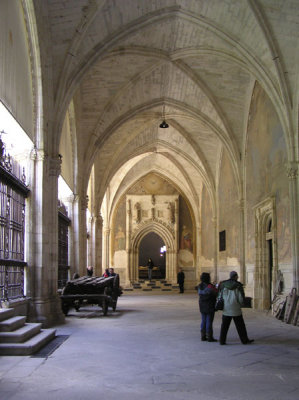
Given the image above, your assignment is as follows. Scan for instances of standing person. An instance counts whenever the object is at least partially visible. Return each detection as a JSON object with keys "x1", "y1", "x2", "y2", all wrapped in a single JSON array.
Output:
[
  {"x1": 177, "y1": 268, "x2": 185, "y2": 293},
  {"x1": 218, "y1": 271, "x2": 254, "y2": 345},
  {"x1": 86, "y1": 266, "x2": 93, "y2": 277},
  {"x1": 102, "y1": 268, "x2": 110, "y2": 278},
  {"x1": 147, "y1": 258, "x2": 154, "y2": 281},
  {"x1": 198, "y1": 272, "x2": 218, "y2": 342}
]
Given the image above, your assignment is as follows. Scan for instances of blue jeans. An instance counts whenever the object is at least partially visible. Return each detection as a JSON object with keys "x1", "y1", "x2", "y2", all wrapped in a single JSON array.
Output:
[{"x1": 201, "y1": 312, "x2": 215, "y2": 333}]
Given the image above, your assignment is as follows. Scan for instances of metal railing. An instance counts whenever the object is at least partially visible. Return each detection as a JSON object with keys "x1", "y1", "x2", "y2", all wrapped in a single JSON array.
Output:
[
  {"x1": 0, "y1": 144, "x2": 29, "y2": 302},
  {"x1": 0, "y1": 260, "x2": 26, "y2": 302}
]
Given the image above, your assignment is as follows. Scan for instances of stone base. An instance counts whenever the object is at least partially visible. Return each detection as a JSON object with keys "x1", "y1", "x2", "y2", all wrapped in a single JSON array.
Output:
[{"x1": 29, "y1": 295, "x2": 65, "y2": 328}]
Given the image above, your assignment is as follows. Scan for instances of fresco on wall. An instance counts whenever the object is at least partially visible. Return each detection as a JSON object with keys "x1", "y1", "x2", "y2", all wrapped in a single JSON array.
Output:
[
  {"x1": 178, "y1": 196, "x2": 194, "y2": 267},
  {"x1": 128, "y1": 173, "x2": 177, "y2": 195},
  {"x1": 218, "y1": 150, "x2": 240, "y2": 263},
  {"x1": 113, "y1": 198, "x2": 126, "y2": 254},
  {"x1": 246, "y1": 82, "x2": 291, "y2": 263},
  {"x1": 201, "y1": 186, "x2": 214, "y2": 263}
]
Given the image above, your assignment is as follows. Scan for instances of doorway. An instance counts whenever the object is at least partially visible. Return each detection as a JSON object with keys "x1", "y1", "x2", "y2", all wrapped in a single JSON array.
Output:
[{"x1": 138, "y1": 232, "x2": 166, "y2": 279}]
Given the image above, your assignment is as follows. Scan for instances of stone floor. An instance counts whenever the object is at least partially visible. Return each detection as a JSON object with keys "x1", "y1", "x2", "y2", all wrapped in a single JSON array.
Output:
[{"x1": 1, "y1": 292, "x2": 299, "y2": 400}]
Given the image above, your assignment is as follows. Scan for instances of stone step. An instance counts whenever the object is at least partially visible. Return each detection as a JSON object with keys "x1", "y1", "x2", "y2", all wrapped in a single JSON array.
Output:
[
  {"x1": 0, "y1": 308, "x2": 14, "y2": 322},
  {"x1": 0, "y1": 323, "x2": 42, "y2": 343},
  {"x1": 0, "y1": 329, "x2": 56, "y2": 356},
  {"x1": 0, "y1": 316, "x2": 26, "y2": 332}
]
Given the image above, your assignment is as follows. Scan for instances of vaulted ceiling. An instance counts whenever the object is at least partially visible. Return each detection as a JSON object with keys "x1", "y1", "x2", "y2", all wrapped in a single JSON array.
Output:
[{"x1": 51, "y1": 0, "x2": 298, "y2": 213}]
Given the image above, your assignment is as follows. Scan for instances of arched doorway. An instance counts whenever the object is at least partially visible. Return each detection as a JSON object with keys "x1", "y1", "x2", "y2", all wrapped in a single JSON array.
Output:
[
  {"x1": 129, "y1": 221, "x2": 177, "y2": 284},
  {"x1": 138, "y1": 232, "x2": 166, "y2": 279},
  {"x1": 253, "y1": 197, "x2": 277, "y2": 309}
]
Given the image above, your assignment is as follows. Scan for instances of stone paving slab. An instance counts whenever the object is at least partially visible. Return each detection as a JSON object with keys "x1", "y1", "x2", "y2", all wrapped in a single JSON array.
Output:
[{"x1": 0, "y1": 293, "x2": 298, "y2": 400}]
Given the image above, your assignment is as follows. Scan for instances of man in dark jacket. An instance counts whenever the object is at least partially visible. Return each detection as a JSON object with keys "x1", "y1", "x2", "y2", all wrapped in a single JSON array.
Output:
[
  {"x1": 218, "y1": 271, "x2": 254, "y2": 345},
  {"x1": 147, "y1": 258, "x2": 154, "y2": 281},
  {"x1": 198, "y1": 272, "x2": 218, "y2": 342},
  {"x1": 177, "y1": 268, "x2": 185, "y2": 293}
]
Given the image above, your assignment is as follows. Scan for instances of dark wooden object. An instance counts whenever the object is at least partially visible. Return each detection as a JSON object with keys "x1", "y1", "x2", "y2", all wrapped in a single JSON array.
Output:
[{"x1": 60, "y1": 274, "x2": 122, "y2": 316}]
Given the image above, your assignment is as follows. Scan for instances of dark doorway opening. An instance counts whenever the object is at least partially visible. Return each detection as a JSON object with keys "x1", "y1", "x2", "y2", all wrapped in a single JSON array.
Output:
[{"x1": 138, "y1": 232, "x2": 166, "y2": 279}]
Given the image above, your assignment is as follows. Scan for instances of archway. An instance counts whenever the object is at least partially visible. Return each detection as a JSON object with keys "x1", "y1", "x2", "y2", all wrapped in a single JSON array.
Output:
[
  {"x1": 253, "y1": 197, "x2": 277, "y2": 309},
  {"x1": 129, "y1": 221, "x2": 177, "y2": 284},
  {"x1": 138, "y1": 232, "x2": 166, "y2": 280}
]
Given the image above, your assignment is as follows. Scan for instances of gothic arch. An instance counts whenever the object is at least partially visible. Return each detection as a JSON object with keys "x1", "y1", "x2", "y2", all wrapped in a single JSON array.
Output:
[{"x1": 129, "y1": 220, "x2": 178, "y2": 284}]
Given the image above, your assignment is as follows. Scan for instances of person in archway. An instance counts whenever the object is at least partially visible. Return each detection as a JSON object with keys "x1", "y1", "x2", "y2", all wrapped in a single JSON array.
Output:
[
  {"x1": 198, "y1": 272, "x2": 218, "y2": 342},
  {"x1": 177, "y1": 268, "x2": 185, "y2": 293},
  {"x1": 218, "y1": 271, "x2": 254, "y2": 345},
  {"x1": 147, "y1": 258, "x2": 154, "y2": 281}
]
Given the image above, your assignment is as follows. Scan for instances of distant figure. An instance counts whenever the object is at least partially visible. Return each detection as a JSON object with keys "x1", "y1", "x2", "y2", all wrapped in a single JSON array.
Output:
[
  {"x1": 198, "y1": 272, "x2": 218, "y2": 342},
  {"x1": 87, "y1": 266, "x2": 93, "y2": 277},
  {"x1": 147, "y1": 258, "x2": 154, "y2": 281},
  {"x1": 218, "y1": 271, "x2": 254, "y2": 345},
  {"x1": 72, "y1": 273, "x2": 80, "y2": 280},
  {"x1": 177, "y1": 268, "x2": 185, "y2": 293},
  {"x1": 109, "y1": 267, "x2": 116, "y2": 276},
  {"x1": 103, "y1": 268, "x2": 110, "y2": 278}
]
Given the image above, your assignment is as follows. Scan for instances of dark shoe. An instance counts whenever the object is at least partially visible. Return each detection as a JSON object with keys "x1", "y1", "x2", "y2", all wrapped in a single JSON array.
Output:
[
  {"x1": 219, "y1": 342, "x2": 226, "y2": 345},
  {"x1": 243, "y1": 339, "x2": 254, "y2": 344},
  {"x1": 201, "y1": 331, "x2": 207, "y2": 341},
  {"x1": 208, "y1": 337, "x2": 217, "y2": 342}
]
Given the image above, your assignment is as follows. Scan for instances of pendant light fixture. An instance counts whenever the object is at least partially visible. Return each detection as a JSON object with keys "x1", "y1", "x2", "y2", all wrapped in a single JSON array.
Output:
[{"x1": 159, "y1": 103, "x2": 169, "y2": 128}]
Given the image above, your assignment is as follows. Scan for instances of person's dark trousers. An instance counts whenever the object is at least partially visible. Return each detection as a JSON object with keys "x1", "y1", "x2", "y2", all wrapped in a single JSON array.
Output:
[
  {"x1": 201, "y1": 312, "x2": 215, "y2": 341},
  {"x1": 219, "y1": 314, "x2": 249, "y2": 344},
  {"x1": 179, "y1": 283, "x2": 184, "y2": 293}
]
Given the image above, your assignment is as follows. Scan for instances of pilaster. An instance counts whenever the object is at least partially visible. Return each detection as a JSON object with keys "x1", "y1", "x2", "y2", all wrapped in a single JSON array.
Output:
[{"x1": 286, "y1": 162, "x2": 299, "y2": 290}]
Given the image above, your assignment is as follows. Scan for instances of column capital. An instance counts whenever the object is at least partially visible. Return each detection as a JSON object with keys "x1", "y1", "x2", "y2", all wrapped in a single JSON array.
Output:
[{"x1": 30, "y1": 147, "x2": 46, "y2": 161}]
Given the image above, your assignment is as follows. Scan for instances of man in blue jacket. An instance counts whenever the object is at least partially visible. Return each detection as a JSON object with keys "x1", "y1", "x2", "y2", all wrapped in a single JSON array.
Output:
[{"x1": 218, "y1": 271, "x2": 254, "y2": 345}]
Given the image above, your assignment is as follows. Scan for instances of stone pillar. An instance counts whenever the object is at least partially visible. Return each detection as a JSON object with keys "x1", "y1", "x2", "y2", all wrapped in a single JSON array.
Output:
[
  {"x1": 95, "y1": 214, "x2": 103, "y2": 276},
  {"x1": 126, "y1": 199, "x2": 132, "y2": 282},
  {"x1": 212, "y1": 217, "x2": 218, "y2": 281},
  {"x1": 69, "y1": 194, "x2": 80, "y2": 276},
  {"x1": 287, "y1": 162, "x2": 299, "y2": 291},
  {"x1": 28, "y1": 149, "x2": 64, "y2": 327},
  {"x1": 239, "y1": 198, "x2": 246, "y2": 285},
  {"x1": 173, "y1": 198, "x2": 179, "y2": 282},
  {"x1": 75, "y1": 195, "x2": 88, "y2": 277},
  {"x1": 102, "y1": 227, "x2": 110, "y2": 269}
]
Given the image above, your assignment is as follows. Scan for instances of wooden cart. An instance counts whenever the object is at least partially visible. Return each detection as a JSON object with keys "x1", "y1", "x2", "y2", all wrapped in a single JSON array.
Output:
[{"x1": 60, "y1": 274, "x2": 122, "y2": 316}]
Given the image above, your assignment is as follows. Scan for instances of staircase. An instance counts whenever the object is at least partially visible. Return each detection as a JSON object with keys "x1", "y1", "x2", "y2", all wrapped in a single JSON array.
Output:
[
  {"x1": 123, "y1": 279, "x2": 180, "y2": 293},
  {"x1": 0, "y1": 308, "x2": 56, "y2": 356}
]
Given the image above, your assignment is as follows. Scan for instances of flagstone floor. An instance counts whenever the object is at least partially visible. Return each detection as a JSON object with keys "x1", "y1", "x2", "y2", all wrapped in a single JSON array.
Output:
[{"x1": 1, "y1": 292, "x2": 299, "y2": 400}]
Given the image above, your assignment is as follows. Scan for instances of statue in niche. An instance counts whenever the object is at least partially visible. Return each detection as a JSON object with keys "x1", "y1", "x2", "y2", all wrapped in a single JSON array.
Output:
[
  {"x1": 151, "y1": 207, "x2": 155, "y2": 219},
  {"x1": 115, "y1": 226, "x2": 125, "y2": 251},
  {"x1": 151, "y1": 195, "x2": 155, "y2": 205},
  {"x1": 180, "y1": 225, "x2": 193, "y2": 252},
  {"x1": 167, "y1": 202, "x2": 175, "y2": 224},
  {"x1": 134, "y1": 202, "x2": 141, "y2": 223}
]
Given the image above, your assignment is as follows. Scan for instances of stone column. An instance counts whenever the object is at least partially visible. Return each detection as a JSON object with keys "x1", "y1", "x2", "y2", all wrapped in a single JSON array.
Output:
[
  {"x1": 239, "y1": 198, "x2": 246, "y2": 284},
  {"x1": 126, "y1": 199, "x2": 133, "y2": 282},
  {"x1": 102, "y1": 227, "x2": 110, "y2": 269},
  {"x1": 212, "y1": 216, "x2": 218, "y2": 281},
  {"x1": 76, "y1": 195, "x2": 88, "y2": 277},
  {"x1": 28, "y1": 149, "x2": 64, "y2": 327},
  {"x1": 287, "y1": 162, "x2": 299, "y2": 291},
  {"x1": 95, "y1": 214, "x2": 103, "y2": 276},
  {"x1": 69, "y1": 194, "x2": 80, "y2": 276}
]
